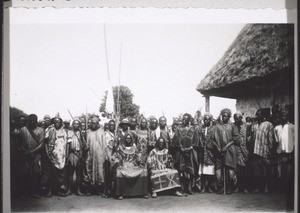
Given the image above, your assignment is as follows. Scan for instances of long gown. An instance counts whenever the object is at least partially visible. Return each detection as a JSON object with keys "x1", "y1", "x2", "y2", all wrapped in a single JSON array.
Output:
[
  {"x1": 112, "y1": 144, "x2": 148, "y2": 197},
  {"x1": 86, "y1": 128, "x2": 107, "y2": 185}
]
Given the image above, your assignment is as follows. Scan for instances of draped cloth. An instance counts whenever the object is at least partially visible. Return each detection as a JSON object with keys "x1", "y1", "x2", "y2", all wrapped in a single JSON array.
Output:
[
  {"x1": 199, "y1": 125, "x2": 215, "y2": 175},
  {"x1": 252, "y1": 121, "x2": 274, "y2": 177},
  {"x1": 212, "y1": 123, "x2": 239, "y2": 170},
  {"x1": 234, "y1": 122, "x2": 249, "y2": 167},
  {"x1": 86, "y1": 128, "x2": 107, "y2": 185},
  {"x1": 147, "y1": 148, "x2": 181, "y2": 193},
  {"x1": 274, "y1": 123, "x2": 295, "y2": 154},
  {"x1": 105, "y1": 131, "x2": 116, "y2": 161},
  {"x1": 136, "y1": 129, "x2": 149, "y2": 163},
  {"x1": 48, "y1": 127, "x2": 70, "y2": 170},
  {"x1": 253, "y1": 121, "x2": 274, "y2": 158},
  {"x1": 67, "y1": 130, "x2": 86, "y2": 168},
  {"x1": 112, "y1": 145, "x2": 148, "y2": 197},
  {"x1": 19, "y1": 126, "x2": 45, "y2": 173},
  {"x1": 47, "y1": 127, "x2": 70, "y2": 191},
  {"x1": 173, "y1": 126, "x2": 199, "y2": 176}
]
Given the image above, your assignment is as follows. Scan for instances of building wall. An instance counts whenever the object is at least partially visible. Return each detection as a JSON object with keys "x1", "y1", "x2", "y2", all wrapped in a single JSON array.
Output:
[{"x1": 236, "y1": 90, "x2": 293, "y2": 117}]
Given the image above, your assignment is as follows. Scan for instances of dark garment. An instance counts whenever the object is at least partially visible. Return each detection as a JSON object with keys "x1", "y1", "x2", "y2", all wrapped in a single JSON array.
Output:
[
  {"x1": 212, "y1": 123, "x2": 238, "y2": 170},
  {"x1": 233, "y1": 122, "x2": 249, "y2": 167},
  {"x1": 200, "y1": 125, "x2": 215, "y2": 166},
  {"x1": 252, "y1": 154, "x2": 269, "y2": 177},
  {"x1": 173, "y1": 126, "x2": 200, "y2": 176}
]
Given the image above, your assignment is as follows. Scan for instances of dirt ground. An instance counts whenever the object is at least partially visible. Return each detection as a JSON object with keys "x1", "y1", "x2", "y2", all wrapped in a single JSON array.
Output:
[{"x1": 11, "y1": 192, "x2": 293, "y2": 212}]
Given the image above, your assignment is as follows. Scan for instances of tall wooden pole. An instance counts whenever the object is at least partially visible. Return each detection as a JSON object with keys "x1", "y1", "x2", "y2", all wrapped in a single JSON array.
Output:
[{"x1": 205, "y1": 96, "x2": 210, "y2": 112}]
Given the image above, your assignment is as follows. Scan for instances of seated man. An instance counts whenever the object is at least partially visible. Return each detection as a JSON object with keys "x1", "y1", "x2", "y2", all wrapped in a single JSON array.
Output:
[
  {"x1": 147, "y1": 137, "x2": 183, "y2": 198},
  {"x1": 112, "y1": 133, "x2": 149, "y2": 200}
]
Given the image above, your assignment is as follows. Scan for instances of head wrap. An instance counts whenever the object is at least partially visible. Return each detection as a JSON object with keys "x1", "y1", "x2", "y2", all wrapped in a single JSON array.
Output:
[
  {"x1": 91, "y1": 116, "x2": 100, "y2": 123},
  {"x1": 234, "y1": 111, "x2": 243, "y2": 117},
  {"x1": 44, "y1": 115, "x2": 51, "y2": 120},
  {"x1": 119, "y1": 118, "x2": 130, "y2": 126},
  {"x1": 203, "y1": 112, "x2": 213, "y2": 118},
  {"x1": 220, "y1": 108, "x2": 232, "y2": 118},
  {"x1": 72, "y1": 117, "x2": 81, "y2": 124}
]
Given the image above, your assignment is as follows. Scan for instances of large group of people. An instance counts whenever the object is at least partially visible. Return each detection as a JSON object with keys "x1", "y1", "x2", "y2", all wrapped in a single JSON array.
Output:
[{"x1": 10, "y1": 107, "x2": 295, "y2": 201}]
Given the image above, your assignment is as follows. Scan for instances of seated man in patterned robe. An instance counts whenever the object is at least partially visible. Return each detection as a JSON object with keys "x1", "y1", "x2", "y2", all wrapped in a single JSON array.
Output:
[
  {"x1": 111, "y1": 133, "x2": 148, "y2": 200},
  {"x1": 147, "y1": 137, "x2": 182, "y2": 198}
]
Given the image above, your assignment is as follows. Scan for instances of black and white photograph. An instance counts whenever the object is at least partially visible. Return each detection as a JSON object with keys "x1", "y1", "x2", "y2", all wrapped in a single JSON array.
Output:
[{"x1": 2, "y1": 2, "x2": 297, "y2": 212}]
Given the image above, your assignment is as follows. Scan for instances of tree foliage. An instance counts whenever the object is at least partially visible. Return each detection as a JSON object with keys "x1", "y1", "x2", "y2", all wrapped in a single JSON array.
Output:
[{"x1": 100, "y1": 85, "x2": 140, "y2": 120}]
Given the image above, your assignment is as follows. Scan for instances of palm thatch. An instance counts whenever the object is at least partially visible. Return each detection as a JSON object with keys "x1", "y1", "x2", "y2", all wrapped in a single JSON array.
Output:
[{"x1": 196, "y1": 24, "x2": 294, "y2": 96}]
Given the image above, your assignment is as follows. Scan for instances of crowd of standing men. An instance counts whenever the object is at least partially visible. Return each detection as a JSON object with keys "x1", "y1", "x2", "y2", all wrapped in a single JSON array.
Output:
[{"x1": 10, "y1": 107, "x2": 294, "y2": 201}]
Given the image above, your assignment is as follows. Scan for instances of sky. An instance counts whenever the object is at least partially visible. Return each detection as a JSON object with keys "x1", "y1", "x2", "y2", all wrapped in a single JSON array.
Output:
[{"x1": 9, "y1": 8, "x2": 246, "y2": 122}]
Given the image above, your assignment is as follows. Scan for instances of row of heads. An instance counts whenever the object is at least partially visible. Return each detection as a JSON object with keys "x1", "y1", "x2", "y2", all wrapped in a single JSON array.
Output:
[{"x1": 13, "y1": 107, "x2": 291, "y2": 130}]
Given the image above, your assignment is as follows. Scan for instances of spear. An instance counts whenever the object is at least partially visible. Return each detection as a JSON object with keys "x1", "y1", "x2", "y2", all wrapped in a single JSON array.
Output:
[{"x1": 116, "y1": 42, "x2": 123, "y2": 126}]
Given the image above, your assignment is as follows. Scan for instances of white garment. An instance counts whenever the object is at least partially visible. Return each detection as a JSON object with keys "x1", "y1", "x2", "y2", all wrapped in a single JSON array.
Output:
[{"x1": 274, "y1": 123, "x2": 295, "y2": 153}]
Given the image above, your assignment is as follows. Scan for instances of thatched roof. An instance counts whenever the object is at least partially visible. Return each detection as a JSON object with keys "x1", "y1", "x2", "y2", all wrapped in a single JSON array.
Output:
[{"x1": 196, "y1": 24, "x2": 294, "y2": 97}]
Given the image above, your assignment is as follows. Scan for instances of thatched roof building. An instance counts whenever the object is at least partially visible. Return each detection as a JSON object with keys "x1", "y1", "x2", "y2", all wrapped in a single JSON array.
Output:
[{"x1": 197, "y1": 24, "x2": 294, "y2": 117}]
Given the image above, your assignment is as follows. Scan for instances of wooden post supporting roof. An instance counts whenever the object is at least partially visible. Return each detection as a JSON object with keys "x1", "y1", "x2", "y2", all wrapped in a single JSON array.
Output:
[{"x1": 205, "y1": 96, "x2": 210, "y2": 112}]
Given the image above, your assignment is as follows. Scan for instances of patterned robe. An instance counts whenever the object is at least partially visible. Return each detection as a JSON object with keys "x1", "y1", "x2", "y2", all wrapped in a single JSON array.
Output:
[
  {"x1": 48, "y1": 127, "x2": 71, "y2": 169},
  {"x1": 199, "y1": 125, "x2": 215, "y2": 175},
  {"x1": 86, "y1": 128, "x2": 107, "y2": 185},
  {"x1": 136, "y1": 129, "x2": 149, "y2": 163},
  {"x1": 234, "y1": 122, "x2": 249, "y2": 167},
  {"x1": 67, "y1": 130, "x2": 86, "y2": 167},
  {"x1": 112, "y1": 145, "x2": 148, "y2": 196},
  {"x1": 252, "y1": 121, "x2": 274, "y2": 177},
  {"x1": 147, "y1": 148, "x2": 181, "y2": 193}
]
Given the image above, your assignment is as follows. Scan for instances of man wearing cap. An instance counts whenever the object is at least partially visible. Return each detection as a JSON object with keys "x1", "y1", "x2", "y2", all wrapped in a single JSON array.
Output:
[
  {"x1": 173, "y1": 113, "x2": 199, "y2": 195},
  {"x1": 251, "y1": 108, "x2": 274, "y2": 194},
  {"x1": 116, "y1": 118, "x2": 132, "y2": 146},
  {"x1": 64, "y1": 120, "x2": 72, "y2": 131},
  {"x1": 148, "y1": 117, "x2": 159, "y2": 153},
  {"x1": 40, "y1": 115, "x2": 54, "y2": 197},
  {"x1": 233, "y1": 111, "x2": 250, "y2": 193},
  {"x1": 66, "y1": 118, "x2": 87, "y2": 195},
  {"x1": 104, "y1": 119, "x2": 117, "y2": 197},
  {"x1": 157, "y1": 116, "x2": 171, "y2": 148},
  {"x1": 85, "y1": 116, "x2": 107, "y2": 195},
  {"x1": 212, "y1": 108, "x2": 239, "y2": 194},
  {"x1": 46, "y1": 116, "x2": 71, "y2": 196},
  {"x1": 19, "y1": 114, "x2": 45, "y2": 198},
  {"x1": 198, "y1": 112, "x2": 216, "y2": 193}
]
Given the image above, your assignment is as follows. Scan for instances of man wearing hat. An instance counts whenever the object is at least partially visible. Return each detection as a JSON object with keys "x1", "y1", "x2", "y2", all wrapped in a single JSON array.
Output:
[
  {"x1": 85, "y1": 116, "x2": 107, "y2": 195},
  {"x1": 233, "y1": 111, "x2": 250, "y2": 193},
  {"x1": 46, "y1": 116, "x2": 71, "y2": 196},
  {"x1": 116, "y1": 118, "x2": 132, "y2": 147},
  {"x1": 212, "y1": 108, "x2": 239, "y2": 194},
  {"x1": 40, "y1": 115, "x2": 54, "y2": 197},
  {"x1": 66, "y1": 118, "x2": 87, "y2": 195},
  {"x1": 198, "y1": 112, "x2": 215, "y2": 193},
  {"x1": 19, "y1": 114, "x2": 45, "y2": 198}
]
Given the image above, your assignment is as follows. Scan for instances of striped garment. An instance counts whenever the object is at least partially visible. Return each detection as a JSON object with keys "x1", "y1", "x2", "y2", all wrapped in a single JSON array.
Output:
[{"x1": 253, "y1": 121, "x2": 274, "y2": 158}]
